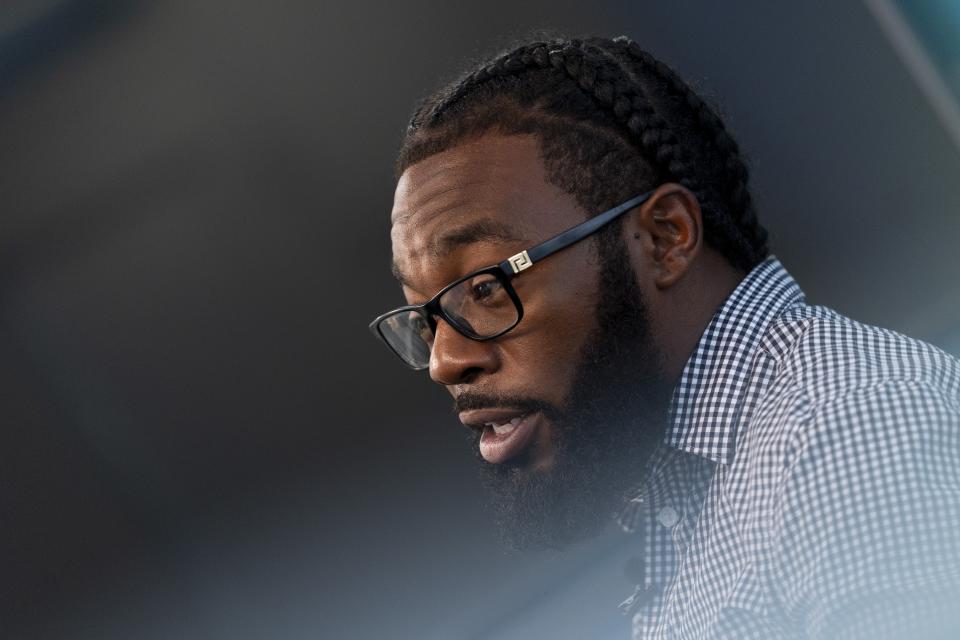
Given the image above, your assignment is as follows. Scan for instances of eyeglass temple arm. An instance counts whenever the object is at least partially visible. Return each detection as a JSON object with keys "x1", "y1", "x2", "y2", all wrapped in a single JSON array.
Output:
[{"x1": 497, "y1": 190, "x2": 654, "y2": 276}]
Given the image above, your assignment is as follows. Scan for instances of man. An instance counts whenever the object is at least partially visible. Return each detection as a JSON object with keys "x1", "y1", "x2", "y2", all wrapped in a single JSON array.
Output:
[{"x1": 369, "y1": 35, "x2": 960, "y2": 638}]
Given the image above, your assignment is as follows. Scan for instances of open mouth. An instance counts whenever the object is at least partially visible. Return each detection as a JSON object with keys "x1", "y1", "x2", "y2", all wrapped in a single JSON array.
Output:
[{"x1": 459, "y1": 409, "x2": 541, "y2": 464}]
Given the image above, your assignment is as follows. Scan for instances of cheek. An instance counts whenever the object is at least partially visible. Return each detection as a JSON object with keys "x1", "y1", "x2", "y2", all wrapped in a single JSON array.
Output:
[
  {"x1": 497, "y1": 246, "x2": 602, "y2": 402},
  {"x1": 528, "y1": 305, "x2": 599, "y2": 395}
]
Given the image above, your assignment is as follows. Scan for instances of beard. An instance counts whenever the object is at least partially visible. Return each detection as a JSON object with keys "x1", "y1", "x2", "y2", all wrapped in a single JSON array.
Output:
[{"x1": 462, "y1": 232, "x2": 675, "y2": 551}]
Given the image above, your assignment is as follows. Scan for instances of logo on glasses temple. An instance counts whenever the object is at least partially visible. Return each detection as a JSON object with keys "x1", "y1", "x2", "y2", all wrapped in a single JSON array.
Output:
[{"x1": 507, "y1": 250, "x2": 533, "y2": 274}]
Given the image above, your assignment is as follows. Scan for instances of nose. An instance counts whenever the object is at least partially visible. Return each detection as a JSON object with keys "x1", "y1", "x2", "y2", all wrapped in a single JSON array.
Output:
[{"x1": 429, "y1": 318, "x2": 498, "y2": 385}]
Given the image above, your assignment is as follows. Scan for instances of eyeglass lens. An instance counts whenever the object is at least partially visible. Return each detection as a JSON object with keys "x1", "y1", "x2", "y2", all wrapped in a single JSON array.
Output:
[{"x1": 378, "y1": 272, "x2": 520, "y2": 368}]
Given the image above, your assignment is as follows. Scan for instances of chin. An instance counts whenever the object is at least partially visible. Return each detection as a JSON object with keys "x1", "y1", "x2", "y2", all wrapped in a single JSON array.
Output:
[{"x1": 477, "y1": 456, "x2": 617, "y2": 551}]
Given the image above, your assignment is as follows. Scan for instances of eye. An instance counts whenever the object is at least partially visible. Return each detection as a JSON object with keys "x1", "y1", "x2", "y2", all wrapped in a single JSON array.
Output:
[
  {"x1": 472, "y1": 280, "x2": 493, "y2": 299},
  {"x1": 467, "y1": 275, "x2": 505, "y2": 303}
]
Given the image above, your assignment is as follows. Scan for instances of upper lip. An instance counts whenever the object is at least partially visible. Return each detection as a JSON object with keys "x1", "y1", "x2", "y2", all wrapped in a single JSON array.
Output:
[{"x1": 458, "y1": 408, "x2": 532, "y2": 430}]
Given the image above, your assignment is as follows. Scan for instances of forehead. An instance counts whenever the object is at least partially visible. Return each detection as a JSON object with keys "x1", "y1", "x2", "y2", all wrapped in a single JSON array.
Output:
[
  {"x1": 390, "y1": 133, "x2": 584, "y2": 288},
  {"x1": 392, "y1": 134, "x2": 547, "y2": 226}
]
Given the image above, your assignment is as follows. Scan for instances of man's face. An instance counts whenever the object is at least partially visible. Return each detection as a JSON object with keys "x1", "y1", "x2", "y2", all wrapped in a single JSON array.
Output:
[{"x1": 390, "y1": 133, "x2": 672, "y2": 549}]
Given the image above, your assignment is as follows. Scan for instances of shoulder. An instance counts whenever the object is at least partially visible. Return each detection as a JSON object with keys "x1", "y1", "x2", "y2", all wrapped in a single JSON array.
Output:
[
  {"x1": 743, "y1": 304, "x2": 959, "y2": 475},
  {"x1": 763, "y1": 303, "x2": 960, "y2": 410},
  {"x1": 753, "y1": 304, "x2": 960, "y2": 505},
  {"x1": 728, "y1": 302, "x2": 960, "y2": 635}
]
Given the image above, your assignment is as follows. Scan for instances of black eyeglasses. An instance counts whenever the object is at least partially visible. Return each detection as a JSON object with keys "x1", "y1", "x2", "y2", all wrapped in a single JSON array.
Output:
[{"x1": 369, "y1": 190, "x2": 655, "y2": 370}]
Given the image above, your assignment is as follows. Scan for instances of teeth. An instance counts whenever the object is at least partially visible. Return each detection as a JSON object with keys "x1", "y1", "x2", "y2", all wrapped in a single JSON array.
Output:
[{"x1": 487, "y1": 415, "x2": 525, "y2": 435}]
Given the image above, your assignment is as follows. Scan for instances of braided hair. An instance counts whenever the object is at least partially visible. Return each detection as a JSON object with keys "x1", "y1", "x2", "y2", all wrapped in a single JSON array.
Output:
[{"x1": 396, "y1": 35, "x2": 769, "y2": 272}]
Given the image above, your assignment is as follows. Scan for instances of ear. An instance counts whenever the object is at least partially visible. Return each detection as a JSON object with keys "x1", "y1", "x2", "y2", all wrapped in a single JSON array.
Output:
[{"x1": 626, "y1": 183, "x2": 702, "y2": 289}]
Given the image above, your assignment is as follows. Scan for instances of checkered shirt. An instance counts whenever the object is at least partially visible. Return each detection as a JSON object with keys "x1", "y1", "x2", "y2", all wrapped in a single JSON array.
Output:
[{"x1": 615, "y1": 256, "x2": 960, "y2": 639}]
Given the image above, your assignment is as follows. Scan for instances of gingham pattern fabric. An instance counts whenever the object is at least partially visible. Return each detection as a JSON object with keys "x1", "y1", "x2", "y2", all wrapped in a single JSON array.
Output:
[{"x1": 616, "y1": 256, "x2": 960, "y2": 639}]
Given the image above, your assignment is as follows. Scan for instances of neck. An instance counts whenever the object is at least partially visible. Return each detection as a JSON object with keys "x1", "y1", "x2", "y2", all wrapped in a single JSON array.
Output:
[{"x1": 656, "y1": 251, "x2": 746, "y2": 383}]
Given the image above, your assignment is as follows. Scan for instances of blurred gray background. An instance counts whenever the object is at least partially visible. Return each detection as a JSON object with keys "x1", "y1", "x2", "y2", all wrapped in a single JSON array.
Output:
[{"x1": 2, "y1": 1, "x2": 958, "y2": 639}]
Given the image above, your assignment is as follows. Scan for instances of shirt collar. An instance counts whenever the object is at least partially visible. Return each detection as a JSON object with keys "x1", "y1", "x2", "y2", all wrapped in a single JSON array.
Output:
[{"x1": 663, "y1": 255, "x2": 805, "y2": 465}]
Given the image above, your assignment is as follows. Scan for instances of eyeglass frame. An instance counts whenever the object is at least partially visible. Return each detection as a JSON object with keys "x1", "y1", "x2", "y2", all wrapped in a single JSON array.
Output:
[{"x1": 368, "y1": 189, "x2": 656, "y2": 370}]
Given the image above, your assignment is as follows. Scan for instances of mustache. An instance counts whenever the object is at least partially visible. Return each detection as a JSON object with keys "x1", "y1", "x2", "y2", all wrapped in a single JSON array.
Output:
[{"x1": 452, "y1": 391, "x2": 559, "y2": 422}]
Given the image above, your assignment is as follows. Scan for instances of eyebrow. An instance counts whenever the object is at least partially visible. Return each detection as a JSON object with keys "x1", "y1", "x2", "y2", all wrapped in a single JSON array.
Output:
[{"x1": 391, "y1": 218, "x2": 524, "y2": 287}]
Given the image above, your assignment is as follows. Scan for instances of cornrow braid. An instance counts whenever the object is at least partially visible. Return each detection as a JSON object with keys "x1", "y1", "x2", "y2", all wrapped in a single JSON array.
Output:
[
  {"x1": 397, "y1": 35, "x2": 770, "y2": 272},
  {"x1": 602, "y1": 36, "x2": 768, "y2": 265}
]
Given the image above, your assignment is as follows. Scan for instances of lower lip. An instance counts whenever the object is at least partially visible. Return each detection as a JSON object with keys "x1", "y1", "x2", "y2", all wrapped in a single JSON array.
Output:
[{"x1": 478, "y1": 412, "x2": 539, "y2": 464}]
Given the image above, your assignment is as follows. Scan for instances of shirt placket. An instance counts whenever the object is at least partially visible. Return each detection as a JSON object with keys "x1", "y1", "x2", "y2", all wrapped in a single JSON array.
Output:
[
  {"x1": 620, "y1": 449, "x2": 718, "y2": 640},
  {"x1": 619, "y1": 449, "x2": 694, "y2": 639}
]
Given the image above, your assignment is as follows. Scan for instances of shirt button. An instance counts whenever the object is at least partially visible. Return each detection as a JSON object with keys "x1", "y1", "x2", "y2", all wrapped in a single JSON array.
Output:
[{"x1": 657, "y1": 506, "x2": 680, "y2": 528}]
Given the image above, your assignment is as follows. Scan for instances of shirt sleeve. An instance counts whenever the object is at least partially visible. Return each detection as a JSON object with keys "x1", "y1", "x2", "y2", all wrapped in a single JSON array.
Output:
[{"x1": 769, "y1": 380, "x2": 960, "y2": 639}]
